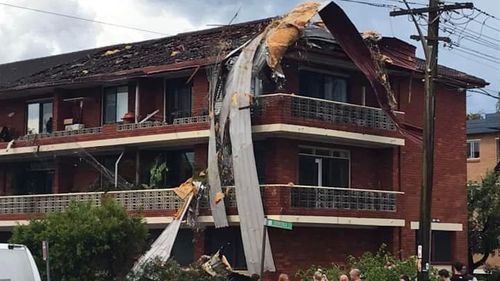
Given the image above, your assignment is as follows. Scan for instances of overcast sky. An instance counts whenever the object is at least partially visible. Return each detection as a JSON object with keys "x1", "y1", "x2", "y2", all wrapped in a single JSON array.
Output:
[{"x1": 0, "y1": 0, "x2": 498, "y2": 113}]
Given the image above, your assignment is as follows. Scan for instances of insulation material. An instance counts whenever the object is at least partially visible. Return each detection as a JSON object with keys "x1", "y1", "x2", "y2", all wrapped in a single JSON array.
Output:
[
  {"x1": 265, "y1": 1, "x2": 320, "y2": 76},
  {"x1": 207, "y1": 114, "x2": 229, "y2": 228},
  {"x1": 132, "y1": 192, "x2": 194, "y2": 272},
  {"x1": 174, "y1": 178, "x2": 196, "y2": 200},
  {"x1": 220, "y1": 33, "x2": 276, "y2": 274}
]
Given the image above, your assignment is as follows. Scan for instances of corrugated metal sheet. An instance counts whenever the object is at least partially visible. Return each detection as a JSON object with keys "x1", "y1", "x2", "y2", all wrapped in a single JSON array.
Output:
[
  {"x1": 132, "y1": 193, "x2": 194, "y2": 271},
  {"x1": 221, "y1": 33, "x2": 276, "y2": 274},
  {"x1": 208, "y1": 115, "x2": 229, "y2": 228}
]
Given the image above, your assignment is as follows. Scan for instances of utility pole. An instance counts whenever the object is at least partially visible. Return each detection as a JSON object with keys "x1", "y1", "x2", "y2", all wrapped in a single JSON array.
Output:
[{"x1": 390, "y1": 2, "x2": 473, "y2": 281}]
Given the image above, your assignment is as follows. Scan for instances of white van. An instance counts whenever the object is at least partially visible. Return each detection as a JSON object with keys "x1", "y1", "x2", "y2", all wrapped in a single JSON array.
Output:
[{"x1": 0, "y1": 243, "x2": 41, "y2": 281}]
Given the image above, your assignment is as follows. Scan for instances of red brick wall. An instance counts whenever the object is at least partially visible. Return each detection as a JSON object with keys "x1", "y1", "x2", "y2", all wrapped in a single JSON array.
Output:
[
  {"x1": 398, "y1": 79, "x2": 468, "y2": 262},
  {"x1": 266, "y1": 226, "x2": 393, "y2": 281},
  {"x1": 0, "y1": 98, "x2": 27, "y2": 137},
  {"x1": 192, "y1": 70, "x2": 209, "y2": 116}
]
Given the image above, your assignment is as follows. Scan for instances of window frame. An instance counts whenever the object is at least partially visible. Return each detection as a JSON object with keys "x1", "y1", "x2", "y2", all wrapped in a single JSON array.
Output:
[
  {"x1": 298, "y1": 146, "x2": 351, "y2": 188},
  {"x1": 466, "y1": 139, "x2": 481, "y2": 160},
  {"x1": 26, "y1": 100, "x2": 53, "y2": 135},
  {"x1": 298, "y1": 68, "x2": 350, "y2": 103},
  {"x1": 164, "y1": 78, "x2": 192, "y2": 123},
  {"x1": 102, "y1": 85, "x2": 129, "y2": 125}
]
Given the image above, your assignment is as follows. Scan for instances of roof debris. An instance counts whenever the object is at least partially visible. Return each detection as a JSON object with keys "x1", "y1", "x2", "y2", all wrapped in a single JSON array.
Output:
[
  {"x1": 265, "y1": 2, "x2": 320, "y2": 76},
  {"x1": 102, "y1": 49, "x2": 121, "y2": 56}
]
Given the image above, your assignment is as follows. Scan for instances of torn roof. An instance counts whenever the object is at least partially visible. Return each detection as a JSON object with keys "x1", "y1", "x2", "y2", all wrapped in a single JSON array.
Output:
[{"x1": 0, "y1": 16, "x2": 487, "y2": 92}]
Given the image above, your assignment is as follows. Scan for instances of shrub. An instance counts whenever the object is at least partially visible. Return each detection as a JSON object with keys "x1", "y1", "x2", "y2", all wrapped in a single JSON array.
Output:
[
  {"x1": 296, "y1": 245, "x2": 439, "y2": 281},
  {"x1": 10, "y1": 198, "x2": 148, "y2": 281}
]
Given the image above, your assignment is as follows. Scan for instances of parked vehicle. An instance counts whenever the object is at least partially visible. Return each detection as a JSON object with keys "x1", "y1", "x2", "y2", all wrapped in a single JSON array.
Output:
[{"x1": 0, "y1": 243, "x2": 41, "y2": 281}]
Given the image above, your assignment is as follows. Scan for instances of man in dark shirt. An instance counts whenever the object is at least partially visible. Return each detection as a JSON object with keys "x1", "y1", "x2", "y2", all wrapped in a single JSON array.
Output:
[{"x1": 451, "y1": 262, "x2": 474, "y2": 281}]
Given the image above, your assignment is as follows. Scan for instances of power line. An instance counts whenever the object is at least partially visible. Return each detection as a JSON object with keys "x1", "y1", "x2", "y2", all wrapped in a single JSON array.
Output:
[
  {"x1": 0, "y1": 2, "x2": 168, "y2": 36},
  {"x1": 469, "y1": 88, "x2": 500, "y2": 100}
]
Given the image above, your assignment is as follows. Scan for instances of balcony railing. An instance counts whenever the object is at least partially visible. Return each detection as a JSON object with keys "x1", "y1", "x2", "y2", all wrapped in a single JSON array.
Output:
[
  {"x1": 288, "y1": 185, "x2": 401, "y2": 212},
  {"x1": 114, "y1": 116, "x2": 210, "y2": 131},
  {"x1": 0, "y1": 185, "x2": 400, "y2": 216},
  {"x1": 18, "y1": 127, "x2": 102, "y2": 141},
  {"x1": 254, "y1": 94, "x2": 401, "y2": 132},
  {"x1": 0, "y1": 189, "x2": 183, "y2": 215}
]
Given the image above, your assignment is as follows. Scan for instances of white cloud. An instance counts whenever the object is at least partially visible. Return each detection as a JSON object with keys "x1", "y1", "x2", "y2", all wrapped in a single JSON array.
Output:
[{"x1": 0, "y1": 0, "x2": 497, "y2": 112}]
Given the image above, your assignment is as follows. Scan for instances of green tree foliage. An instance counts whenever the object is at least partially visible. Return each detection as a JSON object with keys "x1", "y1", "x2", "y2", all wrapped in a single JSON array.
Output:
[
  {"x1": 127, "y1": 258, "x2": 227, "y2": 281},
  {"x1": 148, "y1": 157, "x2": 168, "y2": 188},
  {"x1": 10, "y1": 198, "x2": 148, "y2": 281},
  {"x1": 296, "y1": 245, "x2": 438, "y2": 281},
  {"x1": 468, "y1": 170, "x2": 500, "y2": 270}
]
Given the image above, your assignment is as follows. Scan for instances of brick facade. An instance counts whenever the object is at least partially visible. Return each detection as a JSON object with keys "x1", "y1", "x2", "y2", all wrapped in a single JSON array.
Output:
[{"x1": 0, "y1": 57, "x2": 470, "y2": 277}]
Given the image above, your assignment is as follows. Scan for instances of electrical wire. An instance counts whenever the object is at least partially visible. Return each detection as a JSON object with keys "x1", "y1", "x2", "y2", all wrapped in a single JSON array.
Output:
[{"x1": 0, "y1": 1, "x2": 168, "y2": 35}]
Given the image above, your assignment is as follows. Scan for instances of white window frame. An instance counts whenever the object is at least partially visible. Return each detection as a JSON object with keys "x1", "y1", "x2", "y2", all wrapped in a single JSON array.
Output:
[
  {"x1": 102, "y1": 85, "x2": 129, "y2": 124},
  {"x1": 298, "y1": 146, "x2": 351, "y2": 187},
  {"x1": 467, "y1": 139, "x2": 481, "y2": 160}
]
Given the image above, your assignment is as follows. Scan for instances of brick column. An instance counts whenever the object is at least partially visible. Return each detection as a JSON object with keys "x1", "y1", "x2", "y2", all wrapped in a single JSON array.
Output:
[
  {"x1": 53, "y1": 160, "x2": 61, "y2": 194},
  {"x1": 193, "y1": 228, "x2": 205, "y2": 258},
  {"x1": 53, "y1": 90, "x2": 64, "y2": 131}
]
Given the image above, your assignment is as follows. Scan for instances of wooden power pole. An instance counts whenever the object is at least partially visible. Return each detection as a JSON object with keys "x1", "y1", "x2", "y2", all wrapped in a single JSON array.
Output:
[{"x1": 390, "y1": 1, "x2": 473, "y2": 281}]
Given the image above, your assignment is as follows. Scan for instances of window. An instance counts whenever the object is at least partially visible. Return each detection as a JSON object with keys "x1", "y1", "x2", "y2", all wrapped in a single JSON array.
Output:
[
  {"x1": 432, "y1": 231, "x2": 453, "y2": 263},
  {"x1": 298, "y1": 147, "x2": 350, "y2": 187},
  {"x1": 204, "y1": 227, "x2": 246, "y2": 269},
  {"x1": 299, "y1": 70, "x2": 348, "y2": 102},
  {"x1": 467, "y1": 140, "x2": 480, "y2": 159},
  {"x1": 104, "y1": 86, "x2": 128, "y2": 124},
  {"x1": 27, "y1": 101, "x2": 53, "y2": 134},
  {"x1": 164, "y1": 150, "x2": 195, "y2": 188},
  {"x1": 166, "y1": 78, "x2": 192, "y2": 123}
]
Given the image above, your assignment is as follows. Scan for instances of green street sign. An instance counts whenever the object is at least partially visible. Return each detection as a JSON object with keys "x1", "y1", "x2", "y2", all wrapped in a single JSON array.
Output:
[{"x1": 265, "y1": 219, "x2": 293, "y2": 230}]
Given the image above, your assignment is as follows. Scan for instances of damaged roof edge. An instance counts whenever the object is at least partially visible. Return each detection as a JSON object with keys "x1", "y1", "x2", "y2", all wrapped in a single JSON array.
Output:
[{"x1": 0, "y1": 15, "x2": 487, "y2": 93}]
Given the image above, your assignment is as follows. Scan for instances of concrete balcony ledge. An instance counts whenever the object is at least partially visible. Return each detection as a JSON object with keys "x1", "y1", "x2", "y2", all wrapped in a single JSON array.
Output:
[
  {"x1": 0, "y1": 94, "x2": 406, "y2": 157},
  {"x1": 0, "y1": 185, "x2": 403, "y2": 227}
]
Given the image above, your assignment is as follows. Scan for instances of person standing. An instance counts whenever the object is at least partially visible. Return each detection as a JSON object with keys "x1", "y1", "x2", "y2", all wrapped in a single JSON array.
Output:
[
  {"x1": 278, "y1": 273, "x2": 289, "y2": 281},
  {"x1": 349, "y1": 269, "x2": 362, "y2": 281},
  {"x1": 339, "y1": 274, "x2": 349, "y2": 281},
  {"x1": 313, "y1": 270, "x2": 329, "y2": 281},
  {"x1": 451, "y1": 262, "x2": 474, "y2": 281},
  {"x1": 438, "y1": 269, "x2": 451, "y2": 281}
]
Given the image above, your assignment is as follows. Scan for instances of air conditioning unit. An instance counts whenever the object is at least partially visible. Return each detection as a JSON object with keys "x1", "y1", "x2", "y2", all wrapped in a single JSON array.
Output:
[{"x1": 65, "y1": 124, "x2": 85, "y2": 131}]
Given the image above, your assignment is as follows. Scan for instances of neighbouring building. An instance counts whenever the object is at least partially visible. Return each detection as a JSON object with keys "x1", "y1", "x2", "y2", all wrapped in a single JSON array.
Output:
[
  {"x1": 467, "y1": 112, "x2": 500, "y2": 183},
  {"x1": 0, "y1": 16, "x2": 487, "y2": 279},
  {"x1": 466, "y1": 112, "x2": 500, "y2": 270}
]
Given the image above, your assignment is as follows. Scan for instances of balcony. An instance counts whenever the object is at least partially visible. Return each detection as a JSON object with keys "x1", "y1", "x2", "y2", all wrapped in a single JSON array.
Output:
[
  {"x1": 0, "y1": 94, "x2": 405, "y2": 156},
  {"x1": 0, "y1": 185, "x2": 403, "y2": 223},
  {"x1": 252, "y1": 94, "x2": 405, "y2": 146}
]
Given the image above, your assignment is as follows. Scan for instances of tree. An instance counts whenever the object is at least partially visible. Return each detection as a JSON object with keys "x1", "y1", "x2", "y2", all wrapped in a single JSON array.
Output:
[
  {"x1": 468, "y1": 170, "x2": 500, "y2": 270},
  {"x1": 10, "y1": 198, "x2": 148, "y2": 281}
]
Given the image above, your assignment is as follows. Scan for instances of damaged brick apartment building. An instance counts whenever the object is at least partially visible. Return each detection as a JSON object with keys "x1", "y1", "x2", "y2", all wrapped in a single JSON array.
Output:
[{"x1": 0, "y1": 1, "x2": 488, "y2": 278}]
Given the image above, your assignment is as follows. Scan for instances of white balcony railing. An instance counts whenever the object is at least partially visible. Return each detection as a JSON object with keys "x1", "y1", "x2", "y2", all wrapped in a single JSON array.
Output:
[
  {"x1": 117, "y1": 116, "x2": 209, "y2": 131},
  {"x1": 18, "y1": 127, "x2": 102, "y2": 141},
  {"x1": 255, "y1": 94, "x2": 401, "y2": 131},
  {"x1": 0, "y1": 185, "x2": 400, "y2": 215}
]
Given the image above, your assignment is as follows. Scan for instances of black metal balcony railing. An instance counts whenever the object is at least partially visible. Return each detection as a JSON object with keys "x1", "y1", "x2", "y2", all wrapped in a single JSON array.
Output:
[
  {"x1": 289, "y1": 185, "x2": 399, "y2": 212},
  {"x1": 255, "y1": 94, "x2": 400, "y2": 131},
  {"x1": 0, "y1": 185, "x2": 400, "y2": 215}
]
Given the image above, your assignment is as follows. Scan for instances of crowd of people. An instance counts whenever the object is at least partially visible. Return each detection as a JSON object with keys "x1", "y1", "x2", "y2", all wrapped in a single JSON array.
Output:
[{"x1": 272, "y1": 261, "x2": 477, "y2": 281}]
